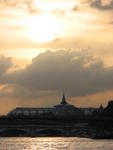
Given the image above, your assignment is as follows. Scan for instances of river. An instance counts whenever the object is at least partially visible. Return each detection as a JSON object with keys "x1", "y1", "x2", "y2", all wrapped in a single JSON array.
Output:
[{"x1": 0, "y1": 137, "x2": 113, "y2": 150}]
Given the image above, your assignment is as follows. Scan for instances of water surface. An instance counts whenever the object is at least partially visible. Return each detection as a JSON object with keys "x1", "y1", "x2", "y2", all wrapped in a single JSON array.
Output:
[{"x1": 0, "y1": 137, "x2": 113, "y2": 150}]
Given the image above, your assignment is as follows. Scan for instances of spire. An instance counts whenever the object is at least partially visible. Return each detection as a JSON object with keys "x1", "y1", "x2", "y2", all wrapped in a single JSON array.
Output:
[
  {"x1": 60, "y1": 93, "x2": 67, "y2": 105},
  {"x1": 100, "y1": 104, "x2": 103, "y2": 110}
]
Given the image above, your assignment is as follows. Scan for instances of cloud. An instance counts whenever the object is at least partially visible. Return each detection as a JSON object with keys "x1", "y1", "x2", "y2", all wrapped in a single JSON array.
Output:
[
  {"x1": 0, "y1": 0, "x2": 29, "y2": 8},
  {"x1": 77, "y1": 0, "x2": 113, "y2": 11},
  {"x1": 81, "y1": 0, "x2": 113, "y2": 11},
  {"x1": 90, "y1": 0, "x2": 113, "y2": 10},
  {"x1": 0, "y1": 50, "x2": 113, "y2": 112},
  {"x1": 0, "y1": 56, "x2": 12, "y2": 99},
  {"x1": 3, "y1": 50, "x2": 113, "y2": 100},
  {"x1": 0, "y1": 0, "x2": 39, "y2": 14},
  {"x1": 0, "y1": 56, "x2": 12, "y2": 77}
]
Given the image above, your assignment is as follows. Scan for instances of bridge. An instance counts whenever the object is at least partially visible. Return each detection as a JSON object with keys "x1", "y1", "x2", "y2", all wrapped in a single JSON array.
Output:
[
  {"x1": 0, "y1": 123, "x2": 78, "y2": 137},
  {"x1": 0, "y1": 117, "x2": 93, "y2": 137},
  {"x1": 0, "y1": 117, "x2": 112, "y2": 137}
]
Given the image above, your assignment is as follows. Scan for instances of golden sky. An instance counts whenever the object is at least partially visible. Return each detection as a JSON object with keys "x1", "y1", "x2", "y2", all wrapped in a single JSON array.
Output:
[{"x1": 0, "y1": 0, "x2": 113, "y2": 114}]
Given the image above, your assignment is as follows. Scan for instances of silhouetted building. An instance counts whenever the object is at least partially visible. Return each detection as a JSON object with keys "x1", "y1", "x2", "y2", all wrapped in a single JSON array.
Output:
[
  {"x1": 8, "y1": 107, "x2": 53, "y2": 118},
  {"x1": 7, "y1": 94, "x2": 83, "y2": 118},
  {"x1": 106, "y1": 100, "x2": 113, "y2": 111},
  {"x1": 99, "y1": 104, "x2": 104, "y2": 110},
  {"x1": 8, "y1": 95, "x2": 113, "y2": 119},
  {"x1": 103, "y1": 100, "x2": 113, "y2": 117},
  {"x1": 54, "y1": 94, "x2": 82, "y2": 117},
  {"x1": 80, "y1": 107, "x2": 98, "y2": 116}
]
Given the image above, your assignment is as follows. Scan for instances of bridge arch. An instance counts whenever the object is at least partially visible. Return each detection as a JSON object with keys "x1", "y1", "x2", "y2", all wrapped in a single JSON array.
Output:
[
  {"x1": 36, "y1": 128, "x2": 64, "y2": 136},
  {"x1": 0, "y1": 129, "x2": 31, "y2": 137}
]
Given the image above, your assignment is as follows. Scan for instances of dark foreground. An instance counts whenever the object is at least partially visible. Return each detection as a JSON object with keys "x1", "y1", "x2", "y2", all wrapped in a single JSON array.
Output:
[{"x1": 0, "y1": 117, "x2": 113, "y2": 139}]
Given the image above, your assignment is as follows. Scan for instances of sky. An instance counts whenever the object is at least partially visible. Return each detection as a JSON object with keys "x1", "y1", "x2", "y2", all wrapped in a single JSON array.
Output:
[{"x1": 0, "y1": 0, "x2": 113, "y2": 114}]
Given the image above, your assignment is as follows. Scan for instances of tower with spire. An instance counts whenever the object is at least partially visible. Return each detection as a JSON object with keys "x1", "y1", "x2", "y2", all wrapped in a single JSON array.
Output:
[
  {"x1": 60, "y1": 93, "x2": 67, "y2": 105},
  {"x1": 54, "y1": 92, "x2": 78, "y2": 114}
]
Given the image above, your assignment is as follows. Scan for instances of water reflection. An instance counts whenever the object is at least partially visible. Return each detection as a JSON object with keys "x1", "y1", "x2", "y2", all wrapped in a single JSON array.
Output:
[{"x1": 0, "y1": 137, "x2": 113, "y2": 150}]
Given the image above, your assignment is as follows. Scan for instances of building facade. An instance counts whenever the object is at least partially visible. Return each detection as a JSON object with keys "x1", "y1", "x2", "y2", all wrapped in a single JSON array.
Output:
[{"x1": 7, "y1": 94, "x2": 83, "y2": 118}]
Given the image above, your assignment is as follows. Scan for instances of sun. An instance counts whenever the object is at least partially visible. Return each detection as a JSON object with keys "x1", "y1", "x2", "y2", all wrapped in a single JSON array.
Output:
[{"x1": 27, "y1": 14, "x2": 60, "y2": 44}]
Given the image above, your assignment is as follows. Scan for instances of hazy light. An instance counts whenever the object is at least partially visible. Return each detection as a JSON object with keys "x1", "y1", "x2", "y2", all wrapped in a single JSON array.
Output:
[{"x1": 27, "y1": 14, "x2": 61, "y2": 43}]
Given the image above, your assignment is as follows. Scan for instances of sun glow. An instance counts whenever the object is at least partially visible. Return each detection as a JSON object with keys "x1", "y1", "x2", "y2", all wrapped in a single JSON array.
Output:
[
  {"x1": 27, "y1": 14, "x2": 61, "y2": 43},
  {"x1": 33, "y1": 0, "x2": 78, "y2": 12}
]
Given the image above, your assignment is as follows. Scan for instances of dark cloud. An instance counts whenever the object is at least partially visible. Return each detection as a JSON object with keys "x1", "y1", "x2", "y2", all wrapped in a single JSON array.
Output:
[
  {"x1": 0, "y1": 56, "x2": 12, "y2": 98},
  {"x1": 3, "y1": 50, "x2": 113, "y2": 99},
  {"x1": 0, "y1": 56, "x2": 12, "y2": 77},
  {"x1": 78, "y1": 0, "x2": 113, "y2": 11},
  {"x1": 90, "y1": 0, "x2": 113, "y2": 11}
]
